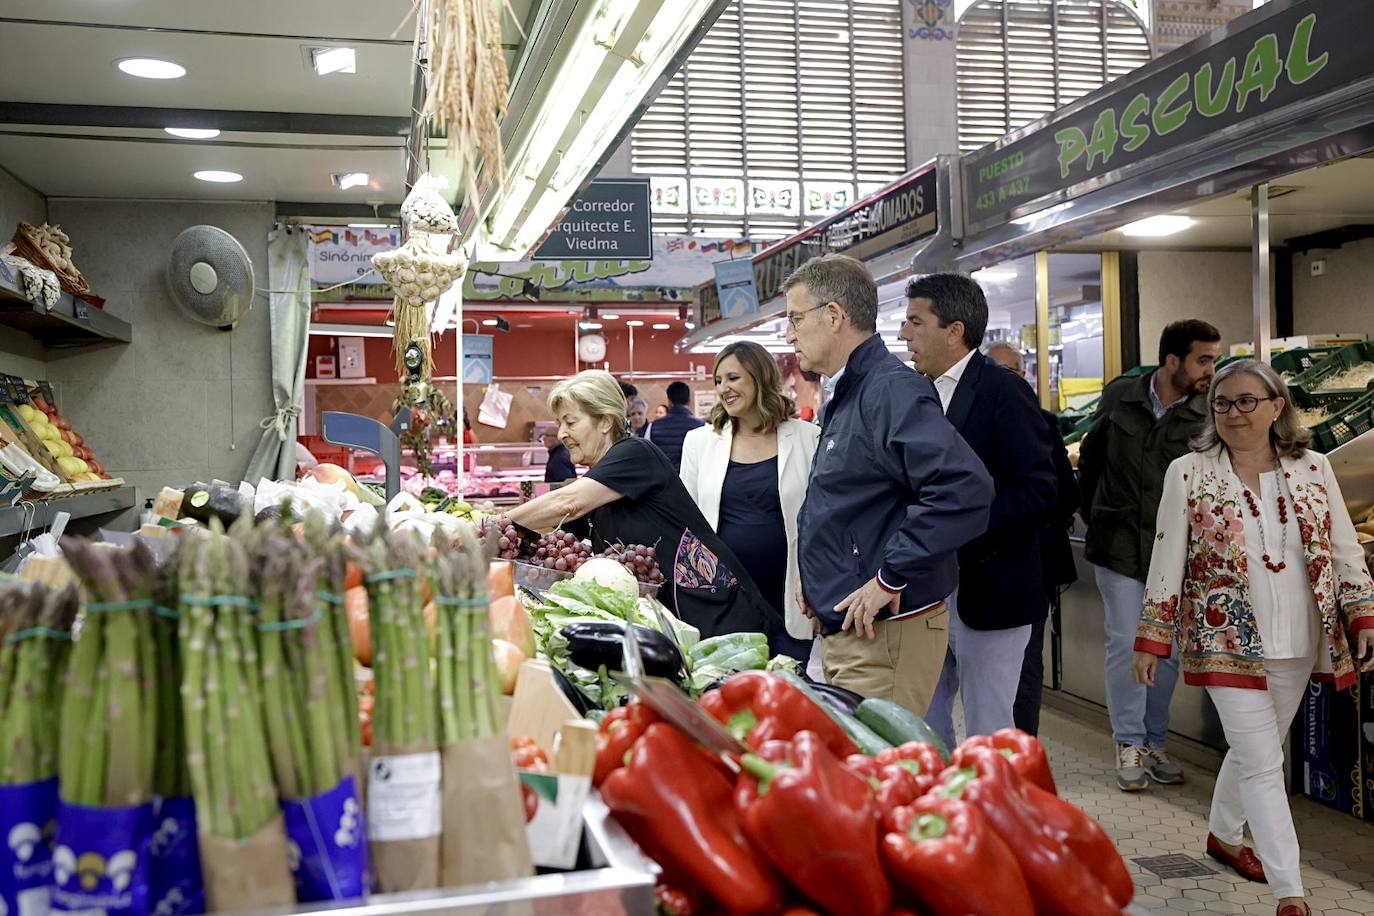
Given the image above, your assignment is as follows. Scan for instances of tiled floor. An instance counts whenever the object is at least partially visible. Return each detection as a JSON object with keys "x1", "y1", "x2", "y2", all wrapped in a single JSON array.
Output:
[{"x1": 1038, "y1": 707, "x2": 1374, "y2": 915}]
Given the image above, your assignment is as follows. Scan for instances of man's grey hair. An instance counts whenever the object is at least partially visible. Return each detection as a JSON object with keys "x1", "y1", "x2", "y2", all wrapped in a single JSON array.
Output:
[
  {"x1": 985, "y1": 340, "x2": 1023, "y2": 373},
  {"x1": 781, "y1": 254, "x2": 878, "y2": 332}
]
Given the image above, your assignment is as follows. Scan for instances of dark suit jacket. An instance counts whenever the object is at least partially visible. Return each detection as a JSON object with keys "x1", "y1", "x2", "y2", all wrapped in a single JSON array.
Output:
[
  {"x1": 945, "y1": 350, "x2": 1059, "y2": 630},
  {"x1": 647, "y1": 405, "x2": 704, "y2": 470},
  {"x1": 1039, "y1": 409, "x2": 1080, "y2": 593},
  {"x1": 544, "y1": 444, "x2": 577, "y2": 483}
]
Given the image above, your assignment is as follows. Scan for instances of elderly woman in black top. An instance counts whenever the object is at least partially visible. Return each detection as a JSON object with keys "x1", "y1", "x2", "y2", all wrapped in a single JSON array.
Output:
[{"x1": 508, "y1": 370, "x2": 778, "y2": 639}]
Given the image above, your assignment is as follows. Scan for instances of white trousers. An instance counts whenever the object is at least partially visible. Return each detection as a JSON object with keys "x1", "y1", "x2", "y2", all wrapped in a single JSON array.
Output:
[{"x1": 1206, "y1": 652, "x2": 1316, "y2": 900}]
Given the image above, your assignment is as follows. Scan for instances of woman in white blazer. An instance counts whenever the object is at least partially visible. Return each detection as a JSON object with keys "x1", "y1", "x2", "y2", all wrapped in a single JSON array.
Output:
[{"x1": 680, "y1": 341, "x2": 822, "y2": 662}]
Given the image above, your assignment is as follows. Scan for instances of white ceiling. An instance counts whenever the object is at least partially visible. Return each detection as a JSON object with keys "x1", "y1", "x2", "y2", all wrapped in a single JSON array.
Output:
[
  {"x1": 0, "y1": 1, "x2": 535, "y2": 208},
  {"x1": 1067, "y1": 155, "x2": 1374, "y2": 250}
]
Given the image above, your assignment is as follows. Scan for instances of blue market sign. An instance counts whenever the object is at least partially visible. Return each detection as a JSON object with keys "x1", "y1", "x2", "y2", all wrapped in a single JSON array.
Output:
[
  {"x1": 534, "y1": 179, "x2": 653, "y2": 260},
  {"x1": 962, "y1": 2, "x2": 1366, "y2": 228}
]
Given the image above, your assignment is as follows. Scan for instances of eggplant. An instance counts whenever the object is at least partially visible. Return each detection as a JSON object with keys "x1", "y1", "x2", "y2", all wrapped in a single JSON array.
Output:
[
  {"x1": 806, "y1": 680, "x2": 866, "y2": 717},
  {"x1": 550, "y1": 665, "x2": 598, "y2": 716},
  {"x1": 561, "y1": 621, "x2": 684, "y2": 682}
]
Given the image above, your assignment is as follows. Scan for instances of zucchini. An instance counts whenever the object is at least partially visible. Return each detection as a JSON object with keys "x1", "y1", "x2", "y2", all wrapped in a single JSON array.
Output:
[
  {"x1": 857, "y1": 698, "x2": 950, "y2": 761},
  {"x1": 774, "y1": 671, "x2": 892, "y2": 756}
]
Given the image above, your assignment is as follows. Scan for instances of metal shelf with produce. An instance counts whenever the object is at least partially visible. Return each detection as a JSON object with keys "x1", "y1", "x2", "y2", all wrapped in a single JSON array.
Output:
[
  {"x1": 0, "y1": 485, "x2": 135, "y2": 538},
  {"x1": 0, "y1": 259, "x2": 131, "y2": 347}
]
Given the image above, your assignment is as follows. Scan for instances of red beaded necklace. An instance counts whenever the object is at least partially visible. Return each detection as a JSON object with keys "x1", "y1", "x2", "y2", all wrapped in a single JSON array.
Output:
[{"x1": 1241, "y1": 468, "x2": 1289, "y2": 573}]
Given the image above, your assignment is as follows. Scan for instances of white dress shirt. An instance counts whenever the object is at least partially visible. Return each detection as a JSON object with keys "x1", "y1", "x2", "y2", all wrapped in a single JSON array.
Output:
[
  {"x1": 934, "y1": 349, "x2": 977, "y2": 413},
  {"x1": 1240, "y1": 470, "x2": 1321, "y2": 659}
]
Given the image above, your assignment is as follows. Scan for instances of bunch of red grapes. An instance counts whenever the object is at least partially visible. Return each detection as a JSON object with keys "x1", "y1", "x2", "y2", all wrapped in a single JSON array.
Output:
[
  {"x1": 533, "y1": 530, "x2": 593, "y2": 572},
  {"x1": 484, "y1": 516, "x2": 662, "y2": 584},
  {"x1": 601, "y1": 543, "x2": 665, "y2": 585}
]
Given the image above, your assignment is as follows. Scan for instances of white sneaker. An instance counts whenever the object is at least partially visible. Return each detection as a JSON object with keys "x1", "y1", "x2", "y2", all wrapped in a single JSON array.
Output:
[{"x1": 1116, "y1": 743, "x2": 1148, "y2": 792}]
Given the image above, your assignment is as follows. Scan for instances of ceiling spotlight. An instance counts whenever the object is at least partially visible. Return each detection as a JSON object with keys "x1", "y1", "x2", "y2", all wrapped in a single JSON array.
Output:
[
  {"x1": 520, "y1": 278, "x2": 541, "y2": 302},
  {"x1": 165, "y1": 127, "x2": 219, "y2": 139},
  {"x1": 625, "y1": 320, "x2": 645, "y2": 328},
  {"x1": 1120, "y1": 215, "x2": 1195, "y2": 237},
  {"x1": 481, "y1": 318, "x2": 499, "y2": 327},
  {"x1": 310, "y1": 46, "x2": 357, "y2": 75},
  {"x1": 333, "y1": 172, "x2": 370, "y2": 191},
  {"x1": 652, "y1": 323, "x2": 671, "y2": 330},
  {"x1": 602, "y1": 313, "x2": 620, "y2": 320},
  {"x1": 117, "y1": 58, "x2": 186, "y2": 80},
  {"x1": 193, "y1": 170, "x2": 243, "y2": 183}
]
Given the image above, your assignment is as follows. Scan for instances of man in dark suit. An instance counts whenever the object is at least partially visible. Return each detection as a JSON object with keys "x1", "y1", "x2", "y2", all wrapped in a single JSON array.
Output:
[
  {"x1": 647, "y1": 381, "x2": 704, "y2": 470},
  {"x1": 900, "y1": 274, "x2": 1058, "y2": 749},
  {"x1": 986, "y1": 342, "x2": 1081, "y2": 735},
  {"x1": 541, "y1": 427, "x2": 577, "y2": 483}
]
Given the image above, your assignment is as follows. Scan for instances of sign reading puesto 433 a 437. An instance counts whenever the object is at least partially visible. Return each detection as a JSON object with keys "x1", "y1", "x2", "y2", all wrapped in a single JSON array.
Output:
[{"x1": 962, "y1": 2, "x2": 1365, "y2": 228}]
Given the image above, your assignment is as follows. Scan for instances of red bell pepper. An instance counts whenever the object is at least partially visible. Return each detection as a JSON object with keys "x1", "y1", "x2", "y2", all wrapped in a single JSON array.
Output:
[
  {"x1": 735, "y1": 730, "x2": 892, "y2": 916},
  {"x1": 654, "y1": 883, "x2": 701, "y2": 916},
  {"x1": 845, "y1": 753, "x2": 882, "y2": 781},
  {"x1": 601, "y1": 724, "x2": 783, "y2": 914},
  {"x1": 700, "y1": 670, "x2": 858, "y2": 758},
  {"x1": 962, "y1": 728, "x2": 1058, "y2": 795},
  {"x1": 881, "y1": 794, "x2": 1034, "y2": 916},
  {"x1": 874, "y1": 763, "x2": 932, "y2": 820},
  {"x1": 938, "y1": 745, "x2": 1120, "y2": 916},
  {"x1": 593, "y1": 700, "x2": 658, "y2": 786},
  {"x1": 1022, "y1": 781, "x2": 1134, "y2": 908},
  {"x1": 876, "y1": 740, "x2": 945, "y2": 782}
]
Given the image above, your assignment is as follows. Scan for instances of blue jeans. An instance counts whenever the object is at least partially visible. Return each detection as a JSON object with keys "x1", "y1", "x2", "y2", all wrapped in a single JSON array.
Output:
[
  {"x1": 1096, "y1": 565, "x2": 1180, "y2": 747},
  {"x1": 925, "y1": 592, "x2": 1032, "y2": 751}
]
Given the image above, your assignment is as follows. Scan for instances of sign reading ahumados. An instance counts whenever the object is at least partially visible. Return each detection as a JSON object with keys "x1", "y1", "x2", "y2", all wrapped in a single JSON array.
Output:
[{"x1": 534, "y1": 180, "x2": 653, "y2": 260}]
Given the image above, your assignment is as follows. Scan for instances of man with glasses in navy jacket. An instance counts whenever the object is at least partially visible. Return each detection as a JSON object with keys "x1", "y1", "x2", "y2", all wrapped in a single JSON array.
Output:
[{"x1": 785, "y1": 254, "x2": 993, "y2": 715}]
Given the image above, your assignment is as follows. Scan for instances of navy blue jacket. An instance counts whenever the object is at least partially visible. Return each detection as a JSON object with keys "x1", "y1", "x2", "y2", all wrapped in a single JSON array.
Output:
[
  {"x1": 647, "y1": 405, "x2": 704, "y2": 470},
  {"x1": 798, "y1": 335, "x2": 993, "y2": 635},
  {"x1": 544, "y1": 443, "x2": 577, "y2": 483},
  {"x1": 944, "y1": 350, "x2": 1059, "y2": 630}
]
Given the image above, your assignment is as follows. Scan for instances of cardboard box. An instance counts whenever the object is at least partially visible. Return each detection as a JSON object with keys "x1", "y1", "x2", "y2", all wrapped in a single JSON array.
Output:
[{"x1": 1297, "y1": 678, "x2": 1363, "y2": 818}]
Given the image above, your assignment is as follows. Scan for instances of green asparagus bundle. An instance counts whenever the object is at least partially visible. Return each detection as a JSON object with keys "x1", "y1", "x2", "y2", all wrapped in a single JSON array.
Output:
[
  {"x1": 0, "y1": 581, "x2": 78, "y2": 785},
  {"x1": 59, "y1": 539, "x2": 161, "y2": 808},
  {"x1": 360, "y1": 530, "x2": 438, "y2": 752},
  {"x1": 177, "y1": 529, "x2": 278, "y2": 840},
  {"x1": 253, "y1": 533, "x2": 358, "y2": 799},
  {"x1": 433, "y1": 525, "x2": 534, "y2": 887},
  {"x1": 358, "y1": 528, "x2": 442, "y2": 893},
  {"x1": 152, "y1": 561, "x2": 190, "y2": 799},
  {"x1": 431, "y1": 527, "x2": 503, "y2": 743},
  {"x1": 298, "y1": 516, "x2": 363, "y2": 775},
  {"x1": 177, "y1": 528, "x2": 295, "y2": 910}
]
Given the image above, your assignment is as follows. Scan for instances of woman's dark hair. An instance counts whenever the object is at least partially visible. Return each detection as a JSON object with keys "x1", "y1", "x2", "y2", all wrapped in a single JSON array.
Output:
[{"x1": 708, "y1": 341, "x2": 796, "y2": 435}]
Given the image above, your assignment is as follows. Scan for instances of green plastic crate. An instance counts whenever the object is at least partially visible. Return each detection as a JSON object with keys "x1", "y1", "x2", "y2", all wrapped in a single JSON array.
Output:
[
  {"x1": 1290, "y1": 341, "x2": 1374, "y2": 397},
  {"x1": 1271, "y1": 346, "x2": 1344, "y2": 383},
  {"x1": 1286, "y1": 384, "x2": 1374, "y2": 453}
]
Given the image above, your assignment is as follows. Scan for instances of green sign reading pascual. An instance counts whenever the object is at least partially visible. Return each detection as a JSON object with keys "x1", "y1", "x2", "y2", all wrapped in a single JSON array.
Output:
[{"x1": 962, "y1": 2, "x2": 1368, "y2": 227}]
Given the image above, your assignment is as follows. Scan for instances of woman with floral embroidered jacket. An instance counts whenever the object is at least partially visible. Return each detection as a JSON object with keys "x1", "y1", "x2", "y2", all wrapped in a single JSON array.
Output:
[
  {"x1": 1133, "y1": 359, "x2": 1374, "y2": 916},
  {"x1": 507, "y1": 370, "x2": 780, "y2": 640}
]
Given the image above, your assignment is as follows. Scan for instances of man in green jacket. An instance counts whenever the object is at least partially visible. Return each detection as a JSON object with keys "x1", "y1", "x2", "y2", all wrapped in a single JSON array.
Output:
[{"x1": 1078, "y1": 319, "x2": 1221, "y2": 791}]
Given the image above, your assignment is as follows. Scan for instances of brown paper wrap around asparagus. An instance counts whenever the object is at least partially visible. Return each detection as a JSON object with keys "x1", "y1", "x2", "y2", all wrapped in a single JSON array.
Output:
[{"x1": 198, "y1": 816, "x2": 296, "y2": 912}]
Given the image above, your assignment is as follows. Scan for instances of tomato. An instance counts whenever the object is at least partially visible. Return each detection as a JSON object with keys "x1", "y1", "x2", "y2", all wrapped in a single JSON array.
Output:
[{"x1": 345, "y1": 586, "x2": 371, "y2": 666}]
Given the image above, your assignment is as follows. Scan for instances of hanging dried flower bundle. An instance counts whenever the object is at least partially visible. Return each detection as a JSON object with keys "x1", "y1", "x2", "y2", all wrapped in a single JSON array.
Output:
[{"x1": 423, "y1": 0, "x2": 511, "y2": 206}]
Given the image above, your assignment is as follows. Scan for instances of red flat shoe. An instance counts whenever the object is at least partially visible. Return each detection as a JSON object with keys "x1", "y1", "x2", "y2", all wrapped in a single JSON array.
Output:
[
  {"x1": 1276, "y1": 903, "x2": 1310, "y2": 916},
  {"x1": 1206, "y1": 833, "x2": 1267, "y2": 882}
]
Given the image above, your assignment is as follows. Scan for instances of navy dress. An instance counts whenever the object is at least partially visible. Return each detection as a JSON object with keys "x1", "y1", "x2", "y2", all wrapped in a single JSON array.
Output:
[{"x1": 716, "y1": 457, "x2": 810, "y2": 663}]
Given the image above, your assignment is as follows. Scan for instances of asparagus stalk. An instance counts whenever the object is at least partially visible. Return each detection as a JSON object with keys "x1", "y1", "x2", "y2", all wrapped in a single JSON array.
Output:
[
  {"x1": 179, "y1": 533, "x2": 216, "y2": 832},
  {"x1": 256, "y1": 542, "x2": 303, "y2": 799}
]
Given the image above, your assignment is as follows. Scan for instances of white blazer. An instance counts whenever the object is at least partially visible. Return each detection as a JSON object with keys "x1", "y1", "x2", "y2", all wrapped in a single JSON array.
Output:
[{"x1": 679, "y1": 418, "x2": 822, "y2": 639}]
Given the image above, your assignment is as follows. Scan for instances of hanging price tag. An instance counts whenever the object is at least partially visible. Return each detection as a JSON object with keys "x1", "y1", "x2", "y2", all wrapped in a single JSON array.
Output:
[
  {"x1": 38, "y1": 381, "x2": 55, "y2": 405},
  {"x1": 5, "y1": 376, "x2": 32, "y2": 405},
  {"x1": 73, "y1": 300, "x2": 90, "y2": 322}
]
